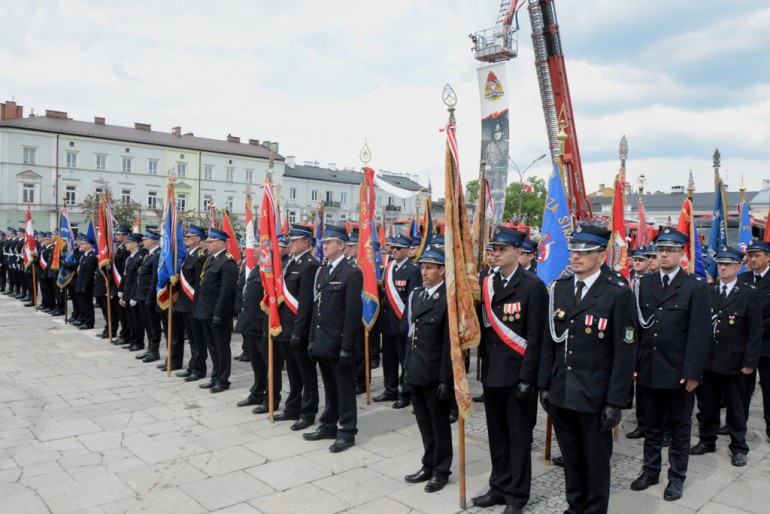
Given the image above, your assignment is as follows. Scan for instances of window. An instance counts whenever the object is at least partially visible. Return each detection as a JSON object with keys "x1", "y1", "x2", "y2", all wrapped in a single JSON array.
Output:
[
  {"x1": 148, "y1": 159, "x2": 158, "y2": 175},
  {"x1": 226, "y1": 167, "x2": 234, "y2": 183},
  {"x1": 65, "y1": 186, "x2": 77, "y2": 205},
  {"x1": 340, "y1": 192, "x2": 348, "y2": 205},
  {"x1": 177, "y1": 162, "x2": 187, "y2": 177},
  {"x1": 226, "y1": 195, "x2": 234, "y2": 212},
  {"x1": 66, "y1": 151, "x2": 77, "y2": 168},
  {"x1": 204, "y1": 165, "x2": 213, "y2": 180},
  {"x1": 147, "y1": 191, "x2": 158, "y2": 208},
  {"x1": 203, "y1": 194, "x2": 213, "y2": 210},
  {"x1": 22, "y1": 183, "x2": 35, "y2": 204},
  {"x1": 176, "y1": 194, "x2": 187, "y2": 212},
  {"x1": 288, "y1": 210, "x2": 298, "y2": 223},
  {"x1": 402, "y1": 198, "x2": 406, "y2": 208},
  {"x1": 121, "y1": 189, "x2": 132, "y2": 203},
  {"x1": 122, "y1": 157, "x2": 132, "y2": 173},
  {"x1": 376, "y1": 195, "x2": 382, "y2": 206},
  {"x1": 95, "y1": 154, "x2": 107, "y2": 171},
  {"x1": 325, "y1": 191, "x2": 334, "y2": 203},
  {"x1": 22, "y1": 147, "x2": 36, "y2": 165},
  {"x1": 311, "y1": 190, "x2": 319, "y2": 201},
  {"x1": 94, "y1": 187, "x2": 104, "y2": 196},
  {"x1": 245, "y1": 169, "x2": 254, "y2": 184},
  {"x1": 325, "y1": 212, "x2": 333, "y2": 222},
  {"x1": 290, "y1": 187, "x2": 297, "y2": 200}
]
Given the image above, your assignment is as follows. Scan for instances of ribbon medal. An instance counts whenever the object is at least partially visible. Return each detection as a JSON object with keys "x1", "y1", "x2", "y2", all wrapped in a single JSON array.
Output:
[
  {"x1": 729, "y1": 315, "x2": 735, "y2": 325},
  {"x1": 585, "y1": 315, "x2": 593, "y2": 334},
  {"x1": 502, "y1": 303, "x2": 511, "y2": 322},
  {"x1": 513, "y1": 302, "x2": 521, "y2": 320},
  {"x1": 597, "y1": 317, "x2": 608, "y2": 339}
]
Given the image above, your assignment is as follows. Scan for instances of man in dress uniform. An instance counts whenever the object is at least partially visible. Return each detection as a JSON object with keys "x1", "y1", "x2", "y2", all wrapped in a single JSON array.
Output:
[
  {"x1": 472, "y1": 227, "x2": 547, "y2": 513},
  {"x1": 517, "y1": 237, "x2": 538, "y2": 273},
  {"x1": 538, "y1": 223, "x2": 636, "y2": 514},
  {"x1": 119, "y1": 233, "x2": 147, "y2": 352},
  {"x1": 111, "y1": 227, "x2": 131, "y2": 345},
  {"x1": 344, "y1": 227, "x2": 359, "y2": 265},
  {"x1": 38, "y1": 233, "x2": 56, "y2": 313},
  {"x1": 0, "y1": 230, "x2": 6, "y2": 293},
  {"x1": 630, "y1": 247, "x2": 650, "y2": 284},
  {"x1": 234, "y1": 259, "x2": 269, "y2": 409},
  {"x1": 375, "y1": 234, "x2": 421, "y2": 408},
  {"x1": 73, "y1": 234, "x2": 98, "y2": 330},
  {"x1": 175, "y1": 225, "x2": 209, "y2": 382},
  {"x1": 739, "y1": 240, "x2": 770, "y2": 437},
  {"x1": 134, "y1": 231, "x2": 162, "y2": 362},
  {"x1": 402, "y1": 247, "x2": 453, "y2": 494},
  {"x1": 93, "y1": 234, "x2": 114, "y2": 338},
  {"x1": 644, "y1": 245, "x2": 659, "y2": 274},
  {"x1": 690, "y1": 246, "x2": 761, "y2": 466},
  {"x1": 630, "y1": 227, "x2": 710, "y2": 502},
  {"x1": 272, "y1": 224, "x2": 320, "y2": 430},
  {"x1": 626, "y1": 246, "x2": 652, "y2": 440},
  {"x1": 304, "y1": 224, "x2": 363, "y2": 452},
  {"x1": 194, "y1": 228, "x2": 238, "y2": 393}
]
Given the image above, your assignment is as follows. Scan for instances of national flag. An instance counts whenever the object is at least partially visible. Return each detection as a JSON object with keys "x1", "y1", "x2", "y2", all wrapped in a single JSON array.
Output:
[
  {"x1": 359, "y1": 168, "x2": 380, "y2": 330},
  {"x1": 738, "y1": 199, "x2": 752, "y2": 273},
  {"x1": 314, "y1": 204, "x2": 324, "y2": 262},
  {"x1": 281, "y1": 215, "x2": 289, "y2": 237},
  {"x1": 221, "y1": 210, "x2": 241, "y2": 263},
  {"x1": 409, "y1": 215, "x2": 420, "y2": 242},
  {"x1": 706, "y1": 179, "x2": 728, "y2": 281},
  {"x1": 413, "y1": 195, "x2": 434, "y2": 262},
  {"x1": 156, "y1": 186, "x2": 187, "y2": 309},
  {"x1": 635, "y1": 192, "x2": 651, "y2": 249},
  {"x1": 132, "y1": 216, "x2": 141, "y2": 234},
  {"x1": 96, "y1": 193, "x2": 114, "y2": 271},
  {"x1": 259, "y1": 183, "x2": 285, "y2": 336},
  {"x1": 23, "y1": 204, "x2": 36, "y2": 269},
  {"x1": 85, "y1": 216, "x2": 97, "y2": 250},
  {"x1": 55, "y1": 208, "x2": 77, "y2": 289},
  {"x1": 443, "y1": 116, "x2": 481, "y2": 421},
  {"x1": 244, "y1": 197, "x2": 258, "y2": 280},
  {"x1": 606, "y1": 173, "x2": 630, "y2": 279},
  {"x1": 537, "y1": 164, "x2": 572, "y2": 286}
]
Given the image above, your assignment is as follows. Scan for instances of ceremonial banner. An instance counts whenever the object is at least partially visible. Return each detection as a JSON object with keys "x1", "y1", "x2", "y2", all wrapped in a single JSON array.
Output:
[
  {"x1": 738, "y1": 199, "x2": 752, "y2": 274},
  {"x1": 244, "y1": 198, "x2": 257, "y2": 280},
  {"x1": 96, "y1": 194, "x2": 113, "y2": 271},
  {"x1": 537, "y1": 164, "x2": 572, "y2": 286},
  {"x1": 157, "y1": 186, "x2": 187, "y2": 309},
  {"x1": 635, "y1": 193, "x2": 651, "y2": 249},
  {"x1": 359, "y1": 169, "x2": 380, "y2": 330},
  {"x1": 55, "y1": 208, "x2": 77, "y2": 288},
  {"x1": 606, "y1": 174, "x2": 629, "y2": 279},
  {"x1": 706, "y1": 179, "x2": 727, "y2": 281},
  {"x1": 676, "y1": 198, "x2": 707, "y2": 279},
  {"x1": 23, "y1": 204, "x2": 36, "y2": 269},
  {"x1": 414, "y1": 195, "x2": 434, "y2": 262},
  {"x1": 314, "y1": 204, "x2": 324, "y2": 262},
  {"x1": 221, "y1": 210, "x2": 241, "y2": 264},
  {"x1": 259, "y1": 183, "x2": 285, "y2": 336},
  {"x1": 477, "y1": 63, "x2": 509, "y2": 225}
]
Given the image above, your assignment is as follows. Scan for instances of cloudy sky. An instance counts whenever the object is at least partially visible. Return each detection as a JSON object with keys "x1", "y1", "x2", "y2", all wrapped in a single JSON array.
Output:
[{"x1": 2, "y1": 0, "x2": 768, "y2": 200}]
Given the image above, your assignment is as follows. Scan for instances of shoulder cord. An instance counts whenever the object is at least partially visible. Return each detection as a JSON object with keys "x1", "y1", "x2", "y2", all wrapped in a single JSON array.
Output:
[
  {"x1": 548, "y1": 282, "x2": 569, "y2": 344},
  {"x1": 634, "y1": 279, "x2": 655, "y2": 329}
]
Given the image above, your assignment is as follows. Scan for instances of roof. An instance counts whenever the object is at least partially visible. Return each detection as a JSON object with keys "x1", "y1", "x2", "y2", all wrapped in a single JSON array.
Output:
[
  {"x1": 0, "y1": 116, "x2": 280, "y2": 160},
  {"x1": 284, "y1": 164, "x2": 424, "y2": 191},
  {"x1": 590, "y1": 191, "x2": 760, "y2": 212},
  {"x1": 749, "y1": 187, "x2": 770, "y2": 205}
]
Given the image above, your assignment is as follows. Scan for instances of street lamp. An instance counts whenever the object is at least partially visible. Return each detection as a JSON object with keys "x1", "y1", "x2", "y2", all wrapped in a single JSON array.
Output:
[{"x1": 510, "y1": 153, "x2": 547, "y2": 222}]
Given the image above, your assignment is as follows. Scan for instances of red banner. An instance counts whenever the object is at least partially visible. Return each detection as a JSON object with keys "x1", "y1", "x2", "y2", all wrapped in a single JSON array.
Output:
[
  {"x1": 259, "y1": 183, "x2": 285, "y2": 336},
  {"x1": 23, "y1": 204, "x2": 36, "y2": 269},
  {"x1": 221, "y1": 210, "x2": 241, "y2": 264},
  {"x1": 606, "y1": 174, "x2": 629, "y2": 278}
]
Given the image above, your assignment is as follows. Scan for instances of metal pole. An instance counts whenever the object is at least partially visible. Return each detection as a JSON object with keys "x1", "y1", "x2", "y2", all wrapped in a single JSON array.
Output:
[
  {"x1": 268, "y1": 334, "x2": 274, "y2": 423},
  {"x1": 166, "y1": 302, "x2": 173, "y2": 377},
  {"x1": 365, "y1": 328, "x2": 371, "y2": 405},
  {"x1": 458, "y1": 417, "x2": 466, "y2": 510}
]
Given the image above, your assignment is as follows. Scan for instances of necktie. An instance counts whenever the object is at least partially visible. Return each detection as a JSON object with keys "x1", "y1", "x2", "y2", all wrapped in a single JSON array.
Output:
[
  {"x1": 501, "y1": 276, "x2": 508, "y2": 289},
  {"x1": 575, "y1": 280, "x2": 585, "y2": 304},
  {"x1": 756, "y1": 274, "x2": 762, "y2": 284},
  {"x1": 721, "y1": 284, "x2": 728, "y2": 302},
  {"x1": 662, "y1": 275, "x2": 670, "y2": 290}
]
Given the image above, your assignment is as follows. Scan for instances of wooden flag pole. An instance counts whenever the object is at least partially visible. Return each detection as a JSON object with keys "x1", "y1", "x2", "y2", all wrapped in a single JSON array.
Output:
[
  {"x1": 545, "y1": 414, "x2": 553, "y2": 464},
  {"x1": 458, "y1": 416, "x2": 467, "y2": 510},
  {"x1": 475, "y1": 350, "x2": 481, "y2": 381},
  {"x1": 64, "y1": 287, "x2": 68, "y2": 324},
  {"x1": 365, "y1": 327, "x2": 371, "y2": 405},
  {"x1": 32, "y1": 265, "x2": 38, "y2": 311},
  {"x1": 106, "y1": 278, "x2": 112, "y2": 343},
  {"x1": 166, "y1": 302, "x2": 173, "y2": 377},
  {"x1": 268, "y1": 334, "x2": 275, "y2": 423}
]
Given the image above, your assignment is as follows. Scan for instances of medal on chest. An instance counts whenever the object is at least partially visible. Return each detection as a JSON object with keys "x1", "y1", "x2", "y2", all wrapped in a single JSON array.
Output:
[
  {"x1": 597, "y1": 317, "x2": 608, "y2": 339},
  {"x1": 585, "y1": 314, "x2": 593, "y2": 334},
  {"x1": 729, "y1": 315, "x2": 735, "y2": 325}
]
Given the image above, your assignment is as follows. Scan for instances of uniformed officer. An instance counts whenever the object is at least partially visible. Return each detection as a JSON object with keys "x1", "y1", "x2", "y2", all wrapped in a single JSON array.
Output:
[
  {"x1": 538, "y1": 223, "x2": 636, "y2": 514},
  {"x1": 304, "y1": 224, "x2": 363, "y2": 452},
  {"x1": 402, "y1": 247, "x2": 453, "y2": 493},
  {"x1": 93, "y1": 231, "x2": 114, "y2": 338},
  {"x1": 644, "y1": 245, "x2": 659, "y2": 274},
  {"x1": 111, "y1": 227, "x2": 131, "y2": 345},
  {"x1": 119, "y1": 233, "x2": 147, "y2": 352},
  {"x1": 630, "y1": 247, "x2": 650, "y2": 285},
  {"x1": 738, "y1": 240, "x2": 770, "y2": 437},
  {"x1": 234, "y1": 258, "x2": 269, "y2": 409},
  {"x1": 631, "y1": 227, "x2": 710, "y2": 502},
  {"x1": 472, "y1": 227, "x2": 547, "y2": 513},
  {"x1": 518, "y1": 237, "x2": 538, "y2": 273},
  {"x1": 134, "y1": 231, "x2": 162, "y2": 362},
  {"x1": 194, "y1": 228, "x2": 238, "y2": 393},
  {"x1": 626, "y1": 246, "x2": 652, "y2": 440},
  {"x1": 0, "y1": 230, "x2": 6, "y2": 293},
  {"x1": 344, "y1": 227, "x2": 359, "y2": 265},
  {"x1": 73, "y1": 234, "x2": 97, "y2": 329},
  {"x1": 175, "y1": 225, "x2": 209, "y2": 381},
  {"x1": 376, "y1": 234, "x2": 422, "y2": 408},
  {"x1": 690, "y1": 246, "x2": 761, "y2": 466},
  {"x1": 38, "y1": 232, "x2": 56, "y2": 312}
]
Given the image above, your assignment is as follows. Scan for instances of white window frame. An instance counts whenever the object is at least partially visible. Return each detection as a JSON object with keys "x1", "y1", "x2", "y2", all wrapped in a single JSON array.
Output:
[
  {"x1": 22, "y1": 183, "x2": 35, "y2": 204},
  {"x1": 95, "y1": 154, "x2": 107, "y2": 171},
  {"x1": 204, "y1": 165, "x2": 213, "y2": 180},
  {"x1": 65, "y1": 186, "x2": 77, "y2": 206},
  {"x1": 121, "y1": 189, "x2": 132, "y2": 203},
  {"x1": 225, "y1": 167, "x2": 234, "y2": 183},
  {"x1": 148, "y1": 159, "x2": 159, "y2": 175},
  {"x1": 65, "y1": 151, "x2": 77, "y2": 168},
  {"x1": 226, "y1": 195, "x2": 234, "y2": 213},
  {"x1": 122, "y1": 157, "x2": 133, "y2": 173},
  {"x1": 147, "y1": 190, "x2": 158, "y2": 208},
  {"x1": 177, "y1": 162, "x2": 187, "y2": 178},
  {"x1": 288, "y1": 209, "x2": 298, "y2": 223},
  {"x1": 22, "y1": 146, "x2": 36, "y2": 165},
  {"x1": 203, "y1": 194, "x2": 213, "y2": 210},
  {"x1": 311, "y1": 190, "x2": 319, "y2": 201},
  {"x1": 245, "y1": 169, "x2": 254, "y2": 184},
  {"x1": 290, "y1": 187, "x2": 297, "y2": 200},
  {"x1": 176, "y1": 194, "x2": 187, "y2": 212}
]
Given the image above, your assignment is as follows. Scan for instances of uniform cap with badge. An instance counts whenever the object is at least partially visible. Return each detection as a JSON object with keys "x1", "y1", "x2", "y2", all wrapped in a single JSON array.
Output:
[
  {"x1": 390, "y1": 234, "x2": 412, "y2": 249},
  {"x1": 489, "y1": 226, "x2": 526, "y2": 247},
  {"x1": 653, "y1": 227, "x2": 688, "y2": 249},
  {"x1": 143, "y1": 230, "x2": 161, "y2": 241},
  {"x1": 631, "y1": 247, "x2": 649, "y2": 261},
  {"x1": 288, "y1": 223, "x2": 314, "y2": 241},
  {"x1": 320, "y1": 224, "x2": 349, "y2": 242},
  {"x1": 115, "y1": 226, "x2": 130, "y2": 235},
  {"x1": 521, "y1": 237, "x2": 538, "y2": 254},
  {"x1": 715, "y1": 246, "x2": 745, "y2": 264},
  {"x1": 417, "y1": 247, "x2": 445, "y2": 265},
  {"x1": 185, "y1": 225, "x2": 208, "y2": 239},
  {"x1": 345, "y1": 227, "x2": 359, "y2": 246},
  {"x1": 206, "y1": 228, "x2": 229, "y2": 242},
  {"x1": 567, "y1": 223, "x2": 611, "y2": 252},
  {"x1": 127, "y1": 233, "x2": 143, "y2": 244},
  {"x1": 746, "y1": 240, "x2": 770, "y2": 254}
]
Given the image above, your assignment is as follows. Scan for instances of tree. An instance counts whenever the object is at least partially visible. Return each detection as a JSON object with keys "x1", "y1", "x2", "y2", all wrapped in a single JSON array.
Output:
[
  {"x1": 79, "y1": 191, "x2": 142, "y2": 228},
  {"x1": 502, "y1": 176, "x2": 547, "y2": 227},
  {"x1": 466, "y1": 179, "x2": 480, "y2": 204}
]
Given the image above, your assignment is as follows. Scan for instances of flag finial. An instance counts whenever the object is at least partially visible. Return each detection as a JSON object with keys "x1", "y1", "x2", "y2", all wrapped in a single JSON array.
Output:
[
  {"x1": 442, "y1": 83, "x2": 457, "y2": 123},
  {"x1": 360, "y1": 139, "x2": 371, "y2": 165}
]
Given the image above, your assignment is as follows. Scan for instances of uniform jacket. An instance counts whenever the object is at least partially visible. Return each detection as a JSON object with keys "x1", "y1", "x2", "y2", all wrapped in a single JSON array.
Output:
[
  {"x1": 635, "y1": 269, "x2": 711, "y2": 389},
  {"x1": 74, "y1": 250, "x2": 97, "y2": 294},
  {"x1": 538, "y1": 272, "x2": 637, "y2": 413},
  {"x1": 380, "y1": 258, "x2": 422, "y2": 335},
  {"x1": 403, "y1": 283, "x2": 452, "y2": 386},
  {"x1": 234, "y1": 267, "x2": 266, "y2": 336},
  {"x1": 134, "y1": 247, "x2": 160, "y2": 304},
  {"x1": 277, "y1": 250, "x2": 319, "y2": 342},
  {"x1": 739, "y1": 269, "x2": 770, "y2": 357},
  {"x1": 121, "y1": 248, "x2": 147, "y2": 302},
  {"x1": 175, "y1": 245, "x2": 207, "y2": 314},
  {"x1": 309, "y1": 259, "x2": 363, "y2": 358},
  {"x1": 111, "y1": 244, "x2": 130, "y2": 299},
  {"x1": 193, "y1": 250, "x2": 238, "y2": 320},
  {"x1": 707, "y1": 281, "x2": 762, "y2": 374},
  {"x1": 479, "y1": 266, "x2": 547, "y2": 388}
]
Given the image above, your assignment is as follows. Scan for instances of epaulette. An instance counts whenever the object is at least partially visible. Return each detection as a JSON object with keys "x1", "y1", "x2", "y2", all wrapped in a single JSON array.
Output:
[
  {"x1": 605, "y1": 276, "x2": 628, "y2": 288},
  {"x1": 226, "y1": 252, "x2": 235, "y2": 260}
]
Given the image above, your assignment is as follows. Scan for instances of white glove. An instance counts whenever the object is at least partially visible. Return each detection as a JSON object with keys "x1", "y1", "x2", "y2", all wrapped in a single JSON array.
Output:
[
  {"x1": 118, "y1": 292, "x2": 123, "y2": 299},
  {"x1": 130, "y1": 300, "x2": 137, "y2": 306}
]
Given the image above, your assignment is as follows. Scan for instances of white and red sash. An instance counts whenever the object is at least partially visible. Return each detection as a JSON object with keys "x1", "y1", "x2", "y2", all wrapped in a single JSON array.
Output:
[
  {"x1": 482, "y1": 274, "x2": 527, "y2": 356},
  {"x1": 40, "y1": 249, "x2": 48, "y2": 271},
  {"x1": 281, "y1": 259, "x2": 299, "y2": 314},
  {"x1": 384, "y1": 260, "x2": 405, "y2": 320},
  {"x1": 180, "y1": 270, "x2": 195, "y2": 301},
  {"x1": 112, "y1": 265, "x2": 122, "y2": 288}
]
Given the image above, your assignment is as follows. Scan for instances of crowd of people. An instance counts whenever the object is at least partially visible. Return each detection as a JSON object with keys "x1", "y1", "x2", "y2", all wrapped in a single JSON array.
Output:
[{"x1": 1, "y1": 221, "x2": 769, "y2": 514}]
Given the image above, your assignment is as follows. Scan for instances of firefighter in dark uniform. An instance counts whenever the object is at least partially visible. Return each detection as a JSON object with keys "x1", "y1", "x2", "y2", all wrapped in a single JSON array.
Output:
[
  {"x1": 690, "y1": 246, "x2": 761, "y2": 466},
  {"x1": 72, "y1": 233, "x2": 97, "y2": 329},
  {"x1": 375, "y1": 234, "x2": 422, "y2": 408},
  {"x1": 175, "y1": 225, "x2": 209, "y2": 381},
  {"x1": 234, "y1": 260, "x2": 269, "y2": 409},
  {"x1": 273, "y1": 224, "x2": 320, "y2": 430},
  {"x1": 120, "y1": 233, "x2": 147, "y2": 352},
  {"x1": 194, "y1": 228, "x2": 238, "y2": 393},
  {"x1": 518, "y1": 237, "x2": 538, "y2": 273},
  {"x1": 304, "y1": 224, "x2": 363, "y2": 452},
  {"x1": 538, "y1": 224, "x2": 636, "y2": 514},
  {"x1": 134, "y1": 231, "x2": 162, "y2": 362},
  {"x1": 93, "y1": 234, "x2": 114, "y2": 338},
  {"x1": 472, "y1": 227, "x2": 547, "y2": 513},
  {"x1": 0, "y1": 230, "x2": 6, "y2": 293},
  {"x1": 50, "y1": 229, "x2": 66, "y2": 317},
  {"x1": 631, "y1": 227, "x2": 710, "y2": 502},
  {"x1": 738, "y1": 240, "x2": 770, "y2": 439},
  {"x1": 38, "y1": 232, "x2": 56, "y2": 312},
  {"x1": 344, "y1": 227, "x2": 358, "y2": 265},
  {"x1": 626, "y1": 247, "x2": 651, "y2": 440},
  {"x1": 111, "y1": 227, "x2": 131, "y2": 344},
  {"x1": 3, "y1": 229, "x2": 16, "y2": 296},
  {"x1": 402, "y1": 247, "x2": 453, "y2": 493}
]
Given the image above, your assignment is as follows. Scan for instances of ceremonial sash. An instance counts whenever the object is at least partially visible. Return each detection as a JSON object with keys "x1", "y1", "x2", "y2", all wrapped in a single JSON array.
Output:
[
  {"x1": 180, "y1": 270, "x2": 195, "y2": 301},
  {"x1": 112, "y1": 265, "x2": 122, "y2": 288},
  {"x1": 384, "y1": 261, "x2": 405, "y2": 320},
  {"x1": 482, "y1": 274, "x2": 527, "y2": 356},
  {"x1": 40, "y1": 250, "x2": 48, "y2": 271},
  {"x1": 281, "y1": 260, "x2": 299, "y2": 314}
]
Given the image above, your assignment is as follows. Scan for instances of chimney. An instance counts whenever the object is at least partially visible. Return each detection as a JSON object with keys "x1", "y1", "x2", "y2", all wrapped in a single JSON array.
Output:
[
  {"x1": 286, "y1": 156, "x2": 296, "y2": 168},
  {"x1": 0, "y1": 101, "x2": 23, "y2": 121},
  {"x1": 248, "y1": 139, "x2": 260, "y2": 146},
  {"x1": 762, "y1": 179, "x2": 769, "y2": 189},
  {"x1": 134, "y1": 122, "x2": 151, "y2": 131},
  {"x1": 270, "y1": 142, "x2": 279, "y2": 154},
  {"x1": 94, "y1": 117, "x2": 105, "y2": 125},
  {"x1": 45, "y1": 110, "x2": 68, "y2": 119},
  {"x1": 227, "y1": 134, "x2": 240, "y2": 143},
  {"x1": 598, "y1": 183, "x2": 605, "y2": 191},
  {"x1": 262, "y1": 140, "x2": 271, "y2": 149},
  {"x1": 172, "y1": 126, "x2": 181, "y2": 137}
]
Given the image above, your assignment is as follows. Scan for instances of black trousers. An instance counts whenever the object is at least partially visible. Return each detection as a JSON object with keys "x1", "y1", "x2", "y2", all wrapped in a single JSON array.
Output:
[
  {"x1": 243, "y1": 334, "x2": 267, "y2": 402},
  {"x1": 410, "y1": 383, "x2": 452, "y2": 479},
  {"x1": 381, "y1": 332, "x2": 409, "y2": 400},
  {"x1": 183, "y1": 313, "x2": 207, "y2": 377},
  {"x1": 140, "y1": 302, "x2": 161, "y2": 347},
  {"x1": 95, "y1": 295, "x2": 115, "y2": 334},
  {"x1": 696, "y1": 370, "x2": 748, "y2": 455},
  {"x1": 127, "y1": 302, "x2": 145, "y2": 346},
  {"x1": 317, "y1": 355, "x2": 357, "y2": 439},
  {"x1": 40, "y1": 277, "x2": 54, "y2": 309},
  {"x1": 550, "y1": 404, "x2": 613, "y2": 514},
  {"x1": 256, "y1": 335, "x2": 283, "y2": 408},
  {"x1": 744, "y1": 357, "x2": 770, "y2": 431},
  {"x1": 483, "y1": 385, "x2": 536, "y2": 508},
  {"x1": 115, "y1": 297, "x2": 129, "y2": 339},
  {"x1": 0, "y1": 265, "x2": 5, "y2": 290},
  {"x1": 77, "y1": 292, "x2": 95, "y2": 327},
  {"x1": 202, "y1": 318, "x2": 232, "y2": 387},
  {"x1": 638, "y1": 384, "x2": 695, "y2": 484},
  {"x1": 281, "y1": 339, "x2": 319, "y2": 421},
  {"x1": 162, "y1": 311, "x2": 185, "y2": 366}
]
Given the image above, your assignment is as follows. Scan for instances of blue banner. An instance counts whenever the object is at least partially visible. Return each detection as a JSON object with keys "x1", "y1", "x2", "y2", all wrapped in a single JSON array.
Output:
[
  {"x1": 56, "y1": 210, "x2": 77, "y2": 289},
  {"x1": 738, "y1": 201, "x2": 752, "y2": 274},
  {"x1": 706, "y1": 180, "x2": 727, "y2": 281},
  {"x1": 537, "y1": 165, "x2": 573, "y2": 286}
]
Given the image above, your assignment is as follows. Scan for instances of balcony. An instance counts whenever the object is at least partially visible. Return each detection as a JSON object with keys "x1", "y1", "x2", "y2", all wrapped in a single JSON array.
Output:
[
  {"x1": 385, "y1": 205, "x2": 401, "y2": 212},
  {"x1": 323, "y1": 200, "x2": 341, "y2": 208}
]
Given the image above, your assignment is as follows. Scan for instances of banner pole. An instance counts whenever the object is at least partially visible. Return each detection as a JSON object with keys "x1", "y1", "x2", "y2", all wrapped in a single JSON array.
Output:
[
  {"x1": 365, "y1": 328, "x2": 371, "y2": 405},
  {"x1": 458, "y1": 417, "x2": 466, "y2": 510},
  {"x1": 268, "y1": 334, "x2": 274, "y2": 423},
  {"x1": 545, "y1": 414, "x2": 553, "y2": 464},
  {"x1": 64, "y1": 287, "x2": 68, "y2": 324},
  {"x1": 32, "y1": 265, "x2": 38, "y2": 311},
  {"x1": 167, "y1": 301, "x2": 173, "y2": 377},
  {"x1": 106, "y1": 278, "x2": 112, "y2": 343}
]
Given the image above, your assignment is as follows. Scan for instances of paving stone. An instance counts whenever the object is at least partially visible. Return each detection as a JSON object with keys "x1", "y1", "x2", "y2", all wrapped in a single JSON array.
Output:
[
  {"x1": 304, "y1": 445, "x2": 382, "y2": 474},
  {"x1": 117, "y1": 458, "x2": 208, "y2": 495},
  {"x1": 346, "y1": 496, "x2": 412, "y2": 514},
  {"x1": 36, "y1": 474, "x2": 136, "y2": 514},
  {"x1": 179, "y1": 470, "x2": 274, "y2": 511},
  {"x1": 188, "y1": 446, "x2": 266, "y2": 476},
  {"x1": 211, "y1": 503, "x2": 265, "y2": 514},
  {"x1": 250, "y1": 483, "x2": 349, "y2": 514},
  {"x1": 243, "y1": 433, "x2": 313, "y2": 462},
  {"x1": 121, "y1": 431, "x2": 208, "y2": 465},
  {"x1": 99, "y1": 486, "x2": 206, "y2": 514},
  {"x1": 246, "y1": 455, "x2": 332, "y2": 491},
  {"x1": 1, "y1": 491, "x2": 52, "y2": 514}
]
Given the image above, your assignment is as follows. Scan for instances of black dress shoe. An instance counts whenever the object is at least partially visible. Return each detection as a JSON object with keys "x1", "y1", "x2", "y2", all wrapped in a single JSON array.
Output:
[
  {"x1": 303, "y1": 427, "x2": 337, "y2": 441},
  {"x1": 329, "y1": 438, "x2": 354, "y2": 453},
  {"x1": 626, "y1": 427, "x2": 645, "y2": 439},
  {"x1": 78, "y1": 324, "x2": 94, "y2": 330},
  {"x1": 630, "y1": 472, "x2": 659, "y2": 491},
  {"x1": 252, "y1": 405, "x2": 270, "y2": 415},
  {"x1": 290, "y1": 419, "x2": 313, "y2": 431},
  {"x1": 176, "y1": 370, "x2": 192, "y2": 378},
  {"x1": 472, "y1": 493, "x2": 506, "y2": 508},
  {"x1": 273, "y1": 411, "x2": 300, "y2": 421},
  {"x1": 424, "y1": 475, "x2": 448, "y2": 493},
  {"x1": 392, "y1": 399, "x2": 410, "y2": 409},
  {"x1": 112, "y1": 338, "x2": 127, "y2": 345},
  {"x1": 142, "y1": 352, "x2": 160, "y2": 363},
  {"x1": 370, "y1": 360, "x2": 380, "y2": 369},
  {"x1": 184, "y1": 374, "x2": 203, "y2": 382},
  {"x1": 551, "y1": 455, "x2": 564, "y2": 467},
  {"x1": 449, "y1": 411, "x2": 458, "y2": 424},
  {"x1": 100, "y1": 332, "x2": 109, "y2": 339},
  {"x1": 373, "y1": 393, "x2": 397, "y2": 403},
  {"x1": 689, "y1": 442, "x2": 716, "y2": 455},
  {"x1": 23, "y1": 302, "x2": 34, "y2": 307},
  {"x1": 51, "y1": 310, "x2": 64, "y2": 316},
  {"x1": 503, "y1": 506, "x2": 523, "y2": 514},
  {"x1": 210, "y1": 384, "x2": 229, "y2": 393},
  {"x1": 135, "y1": 351, "x2": 148, "y2": 359},
  {"x1": 404, "y1": 469, "x2": 432, "y2": 484},
  {"x1": 129, "y1": 344, "x2": 144, "y2": 352},
  {"x1": 157, "y1": 362, "x2": 167, "y2": 369},
  {"x1": 237, "y1": 397, "x2": 260, "y2": 407},
  {"x1": 731, "y1": 452, "x2": 747, "y2": 467},
  {"x1": 663, "y1": 481, "x2": 683, "y2": 501},
  {"x1": 199, "y1": 381, "x2": 216, "y2": 389},
  {"x1": 718, "y1": 424, "x2": 729, "y2": 435}
]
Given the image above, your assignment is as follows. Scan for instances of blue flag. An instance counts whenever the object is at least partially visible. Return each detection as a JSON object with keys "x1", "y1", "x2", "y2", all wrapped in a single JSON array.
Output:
[
  {"x1": 85, "y1": 217, "x2": 96, "y2": 247},
  {"x1": 738, "y1": 201, "x2": 752, "y2": 274},
  {"x1": 706, "y1": 180, "x2": 727, "y2": 281},
  {"x1": 314, "y1": 205, "x2": 324, "y2": 262},
  {"x1": 693, "y1": 223, "x2": 707, "y2": 280},
  {"x1": 537, "y1": 165, "x2": 573, "y2": 286},
  {"x1": 56, "y1": 208, "x2": 77, "y2": 289},
  {"x1": 157, "y1": 187, "x2": 187, "y2": 309}
]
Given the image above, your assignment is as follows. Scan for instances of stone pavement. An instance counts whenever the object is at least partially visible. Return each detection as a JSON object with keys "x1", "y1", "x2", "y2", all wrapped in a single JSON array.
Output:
[{"x1": 1, "y1": 294, "x2": 769, "y2": 514}]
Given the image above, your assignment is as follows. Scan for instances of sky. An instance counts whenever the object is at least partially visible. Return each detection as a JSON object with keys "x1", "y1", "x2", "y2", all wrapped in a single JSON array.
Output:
[{"x1": 1, "y1": 0, "x2": 768, "y2": 200}]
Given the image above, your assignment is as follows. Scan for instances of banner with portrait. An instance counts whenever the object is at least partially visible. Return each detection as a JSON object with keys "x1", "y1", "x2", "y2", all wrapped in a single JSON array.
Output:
[{"x1": 477, "y1": 63, "x2": 509, "y2": 225}]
